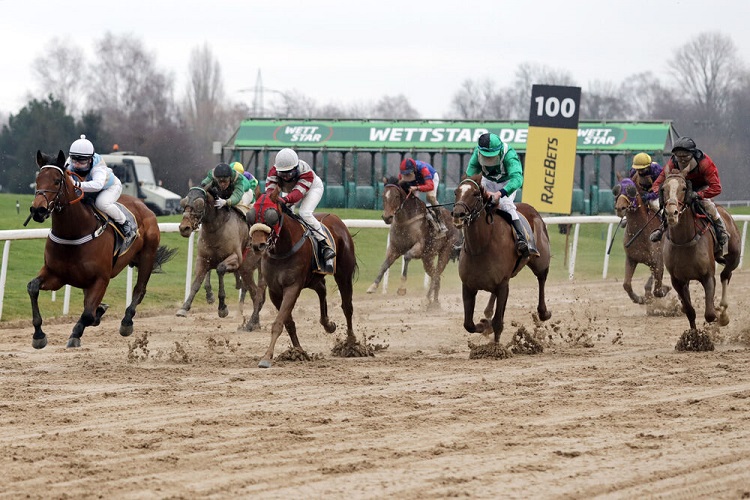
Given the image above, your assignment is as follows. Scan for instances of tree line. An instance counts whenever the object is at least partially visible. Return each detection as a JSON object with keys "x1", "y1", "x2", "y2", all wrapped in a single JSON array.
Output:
[{"x1": 1, "y1": 31, "x2": 748, "y2": 200}]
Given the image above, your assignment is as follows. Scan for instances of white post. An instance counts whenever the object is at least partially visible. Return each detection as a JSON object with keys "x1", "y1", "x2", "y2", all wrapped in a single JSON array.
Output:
[
  {"x1": 126, "y1": 267, "x2": 133, "y2": 306},
  {"x1": 568, "y1": 223, "x2": 581, "y2": 280},
  {"x1": 382, "y1": 232, "x2": 390, "y2": 294},
  {"x1": 740, "y1": 221, "x2": 748, "y2": 269},
  {"x1": 63, "y1": 285, "x2": 71, "y2": 315},
  {"x1": 185, "y1": 232, "x2": 195, "y2": 302},
  {"x1": 0, "y1": 241, "x2": 10, "y2": 320},
  {"x1": 602, "y1": 223, "x2": 614, "y2": 280}
]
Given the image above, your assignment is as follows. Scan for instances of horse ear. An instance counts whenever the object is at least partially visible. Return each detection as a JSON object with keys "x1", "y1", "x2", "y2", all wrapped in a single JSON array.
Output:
[
  {"x1": 612, "y1": 184, "x2": 621, "y2": 197},
  {"x1": 180, "y1": 197, "x2": 188, "y2": 208},
  {"x1": 56, "y1": 150, "x2": 66, "y2": 167},
  {"x1": 194, "y1": 198, "x2": 205, "y2": 211},
  {"x1": 616, "y1": 171, "x2": 623, "y2": 181},
  {"x1": 36, "y1": 150, "x2": 44, "y2": 168}
]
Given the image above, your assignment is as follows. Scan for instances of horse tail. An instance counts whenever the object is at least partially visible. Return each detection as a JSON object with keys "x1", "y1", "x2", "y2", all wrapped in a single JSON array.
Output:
[{"x1": 152, "y1": 245, "x2": 178, "y2": 273}]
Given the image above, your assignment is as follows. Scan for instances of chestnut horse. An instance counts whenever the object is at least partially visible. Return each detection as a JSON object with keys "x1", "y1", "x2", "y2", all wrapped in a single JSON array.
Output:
[
  {"x1": 366, "y1": 177, "x2": 460, "y2": 306},
  {"x1": 249, "y1": 188, "x2": 357, "y2": 368},
  {"x1": 612, "y1": 177, "x2": 670, "y2": 304},
  {"x1": 28, "y1": 150, "x2": 175, "y2": 348},
  {"x1": 660, "y1": 173, "x2": 740, "y2": 330},
  {"x1": 451, "y1": 175, "x2": 551, "y2": 343},
  {"x1": 176, "y1": 187, "x2": 266, "y2": 331}
]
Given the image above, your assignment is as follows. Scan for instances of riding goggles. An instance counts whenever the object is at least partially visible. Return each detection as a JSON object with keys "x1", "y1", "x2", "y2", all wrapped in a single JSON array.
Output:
[{"x1": 70, "y1": 155, "x2": 92, "y2": 163}]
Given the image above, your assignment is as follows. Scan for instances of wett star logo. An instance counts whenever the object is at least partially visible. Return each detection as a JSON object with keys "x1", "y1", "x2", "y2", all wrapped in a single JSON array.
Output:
[{"x1": 273, "y1": 123, "x2": 333, "y2": 143}]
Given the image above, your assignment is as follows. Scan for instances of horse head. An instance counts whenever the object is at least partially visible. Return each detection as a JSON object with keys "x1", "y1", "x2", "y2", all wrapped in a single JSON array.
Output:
[
  {"x1": 249, "y1": 188, "x2": 282, "y2": 254},
  {"x1": 30, "y1": 150, "x2": 82, "y2": 224},
  {"x1": 612, "y1": 178, "x2": 640, "y2": 218},
  {"x1": 178, "y1": 187, "x2": 212, "y2": 236},
  {"x1": 381, "y1": 176, "x2": 410, "y2": 224},
  {"x1": 662, "y1": 173, "x2": 691, "y2": 227},
  {"x1": 452, "y1": 175, "x2": 488, "y2": 229}
]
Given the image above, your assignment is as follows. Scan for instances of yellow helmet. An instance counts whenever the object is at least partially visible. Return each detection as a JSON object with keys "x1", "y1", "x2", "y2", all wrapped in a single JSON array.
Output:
[
  {"x1": 231, "y1": 161, "x2": 244, "y2": 174},
  {"x1": 632, "y1": 152, "x2": 652, "y2": 170}
]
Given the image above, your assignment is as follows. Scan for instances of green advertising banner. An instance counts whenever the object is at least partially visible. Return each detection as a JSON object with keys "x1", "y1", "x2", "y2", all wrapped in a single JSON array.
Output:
[{"x1": 230, "y1": 119, "x2": 674, "y2": 152}]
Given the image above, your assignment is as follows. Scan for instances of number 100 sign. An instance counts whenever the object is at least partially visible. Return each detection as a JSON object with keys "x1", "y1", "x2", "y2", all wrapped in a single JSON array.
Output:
[{"x1": 529, "y1": 85, "x2": 581, "y2": 129}]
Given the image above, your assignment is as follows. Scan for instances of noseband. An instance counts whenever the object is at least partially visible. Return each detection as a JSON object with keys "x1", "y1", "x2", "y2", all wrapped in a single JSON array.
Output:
[
  {"x1": 182, "y1": 187, "x2": 209, "y2": 230},
  {"x1": 33, "y1": 165, "x2": 83, "y2": 216}
]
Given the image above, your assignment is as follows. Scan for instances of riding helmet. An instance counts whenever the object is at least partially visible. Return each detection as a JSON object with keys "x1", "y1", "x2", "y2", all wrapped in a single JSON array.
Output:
[
  {"x1": 69, "y1": 134, "x2": 95, "y2": 160},
  {"x1": 671, "y1": 137, "x2": 697, "y2": 154},
  {"x1": 631, "y1": 152, "x2": 652, "y2": 170},
  {"x1": 231, "y1": 161, "x2": 245, "y2": 174},
  {"x1": 274, "y1": 148, "x2": 299, "y2": 172},
  {"x1": 400, "y1": 158, "x2": 416, "y2": 174},
  {"x1": 213, "y1": 163, "x2": 233, "y2": 178}
]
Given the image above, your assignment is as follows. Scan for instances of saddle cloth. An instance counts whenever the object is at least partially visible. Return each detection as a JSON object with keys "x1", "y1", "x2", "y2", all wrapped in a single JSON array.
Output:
[{"x1": 92, "y1": 202, "x2": 139, "y2": 258}]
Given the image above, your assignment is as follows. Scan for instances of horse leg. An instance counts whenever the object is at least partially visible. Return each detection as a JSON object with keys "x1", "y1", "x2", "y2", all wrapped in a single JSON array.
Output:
[
  {"x1": 671, "y1": 277, "x2": 697, "y2": 330},
  {"x1": 177, "y1": 262, "x2": 210, "y2": 317},
  {"x1": 490, "y1": 282, "x2": 510, "y2": 344},
  {"x1": 259, "y1": 286, "x2": 301, "y2": 369},
  {"x1": 652, "y1": 263, "x2": 671, "y2": 298},
  {"x1": 422, "y1": 251, "x2": 439, "y2": 306},
  {"x1": 534, "y1": 266, "x2": 552, "y2": 322},
  {"x1": 27, "y1": 270, "x2": 62, "y2": 349},
  {"x1": 623, "y1": 258, "x2": 643, "y2": 304},
  {"x1": 334, "y1": 258, "x2": 356, "y2": 340},
  {"x1": 483, "y1": 294, "x2": 496, "y2": 320},
  {"x1": 701, "y1": 274, "x2": 717, "y2": 325},
  {"x1": 367, "y1": 248, "x2": 402, "y2": 293},
  {"x1": 120, "y1": 247, "x2": 160, "y2": 337},
  {"x1": 69, "y1": 281, "x2": 109, "y2": 348},
  {"x1": 718, "y1": 266, "x2": 734, "y2": 326},
  {"x1": 203, "y1": 271, "x2": 215, "y2": 304},
  {"x1": 311, "y1": 278, "x2": 336, "y2": 334},
  {"x1": 216, "y1": 271, "x2": 229, "y2": 318},
  {"x1": 250, "y1": 270, "x2": 267, "y2": 331},
  {"x1": 461, "y1": 284, "x2": 481, "y2": 334}
]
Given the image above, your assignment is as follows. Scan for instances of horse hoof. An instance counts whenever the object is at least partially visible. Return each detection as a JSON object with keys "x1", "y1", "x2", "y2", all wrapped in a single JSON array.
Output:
[
  {"x1": 258, "y1": 359, "x2": 272, "y2": 369},
  {"x1": 397, "y1": 288, "x2": 407, "y2": 296},
  {"x1": 67, "y1": 337, "x2": 81, "y2": 348},
  {"x1": 120, "y1": 324, "x2": 133, "y2": 337},
  {"x1": 218, "y1": 307, "x2": 229, "y2": 318},
  {"x1": 176, "y1": 309, "x2": 188, "y2": 317},
  {"x1": 206, "y1": 295, "x2": 215, "y2": 305},
  {"x1": 538, "y1": 310, "x2": 552, "y2": 322},
  {"x1": 32, "y1": 336, "x2": 47, "y2": 349},
  {"x1": 366, "y1": 284, "x2": 377, "y2": 294}
]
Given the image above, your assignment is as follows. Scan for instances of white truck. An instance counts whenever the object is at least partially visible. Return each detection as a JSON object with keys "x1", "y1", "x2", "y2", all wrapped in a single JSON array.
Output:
[{"x1": 100, "y1": 151, "x2": 182, "y2": 216}]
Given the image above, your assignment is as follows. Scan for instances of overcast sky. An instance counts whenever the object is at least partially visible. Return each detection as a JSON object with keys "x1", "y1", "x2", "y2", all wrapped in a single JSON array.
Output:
[{"x1": 1, "y1": 0, "x2": 749, "y2": 119}]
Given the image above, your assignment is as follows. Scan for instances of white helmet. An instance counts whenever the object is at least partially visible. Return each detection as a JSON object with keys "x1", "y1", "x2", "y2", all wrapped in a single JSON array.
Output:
[
  {"x1": 69, "y1": 134, "x2": 95, "y2": 159},
  {"x1": 274, "y1": 148, "x2": 299, "y2": 172}
]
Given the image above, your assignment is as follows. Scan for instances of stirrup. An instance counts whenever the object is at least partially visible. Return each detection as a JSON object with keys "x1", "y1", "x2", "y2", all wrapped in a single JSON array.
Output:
[{"x1": 516, "y1": 240, "x2": 529, "y2": 256}]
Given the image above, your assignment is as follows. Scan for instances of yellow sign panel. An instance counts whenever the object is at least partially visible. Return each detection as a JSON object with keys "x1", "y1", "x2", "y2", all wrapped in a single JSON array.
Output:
[{"x1": 523, "y1": 126, "x2": 578, "y2": 214}]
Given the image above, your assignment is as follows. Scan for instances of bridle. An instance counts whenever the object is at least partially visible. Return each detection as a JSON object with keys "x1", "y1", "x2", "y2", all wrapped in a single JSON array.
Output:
[
  {"x1": 32, "y1": 165, "x2": 84, "y2": 218},
  {"x1": 181, "y1": 187, "x2": 209, "y2": 231},
  {"x1": 452, "y1": 178, "x2": 492, "y2": 226},
  {"x1": 384, "y1": 183, "x2": 416, "y2": 216}
]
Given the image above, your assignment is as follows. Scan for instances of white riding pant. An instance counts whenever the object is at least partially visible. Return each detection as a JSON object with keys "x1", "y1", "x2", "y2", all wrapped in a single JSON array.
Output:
[
  {"x1": 424, "y1": 172, "x2": 440, "y2": 206},
  {"x1": 235, "y1": 190, "x2": 255, "y2": 214},
  {"x1": 481, "y1": 177, "x2": 519, "y2": 220},
  {"x1": 95, "y1": 183, "x2": 127, "y2": 224},
  {"x1": 290, "y1": 176, "x2": 326, "y2": 242}
]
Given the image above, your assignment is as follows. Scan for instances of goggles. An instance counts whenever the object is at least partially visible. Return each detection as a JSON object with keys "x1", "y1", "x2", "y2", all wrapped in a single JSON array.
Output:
[{"x1": 70, "y1": 155, "x2": 91, "y2": 164}]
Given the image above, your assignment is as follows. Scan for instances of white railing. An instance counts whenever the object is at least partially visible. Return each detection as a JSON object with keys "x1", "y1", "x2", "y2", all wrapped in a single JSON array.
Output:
[{"x1": 0, "y1": 216, "x2": 748, "y2": 320}]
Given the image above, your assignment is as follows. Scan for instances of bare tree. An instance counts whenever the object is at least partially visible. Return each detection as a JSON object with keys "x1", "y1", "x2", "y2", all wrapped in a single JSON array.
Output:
[
  {"x1": 370, "y1": 94, "x2": 420, "y2": 119},
  {"x1": 447, "y1": 79, "x2": 504, "y2": 120},
  {"x1": 505, "y1": 63, "x2": 577, "y2": 118},
  {"x1": 618, "y1": 71, "x2": 668, "y2": 120},
  {"x1": 580, "y1": 80, "x2": 632, "y2": 120},
  {"x1": 31, "y1": 38, "x2": 87, "y2": 116},
  {"x1": 667, "y1": 32, "x2": 743, "y2": 119}
]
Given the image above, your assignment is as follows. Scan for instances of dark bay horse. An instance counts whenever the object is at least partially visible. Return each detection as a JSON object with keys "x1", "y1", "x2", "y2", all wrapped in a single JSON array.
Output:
[
  {"x1": 367, "y1": 177, "x2": 460, "y2": 306},
  {"x1": 28, "y1": 150, "x2": 175, "y2": 348},
  {"x1": 661, "y1": 173, "x2": 740, "y2": 330},
  {"x1": 176, "y1": 187, "x2": 265, "y2": 331},
  {"x1": 612, "y1": 177, "x2": 670, "y2": 304},
  {"x1": 452, "y1": 175, "x2": 551, "y2": 343},
  {"x1": 249, "y1": 188, "x2": 357, "y2": 368}
]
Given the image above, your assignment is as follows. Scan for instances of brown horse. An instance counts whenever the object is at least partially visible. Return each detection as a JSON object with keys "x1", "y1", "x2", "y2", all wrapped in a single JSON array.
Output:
[
  {"x1": 660, "y1": 173, "x2": 740, "y2": 330},
  {"x1": 176, "y1": 187, "x2": 266, "y2": 331},
  {"x1": 28, "y1": 150, "x2": 175, "y2": 348},
  {"x1": 366, "y1": 177, "x2": 460, "y2": 306},
  {"x1": 451, "y1": 175, "x2": 551, "y2": 343},
  {"x1": 612, "y1": 177, "x2": 670, "y2": 304},
  {"x1": 249, "y1": 188, "x2": 357, "y2": 368}
]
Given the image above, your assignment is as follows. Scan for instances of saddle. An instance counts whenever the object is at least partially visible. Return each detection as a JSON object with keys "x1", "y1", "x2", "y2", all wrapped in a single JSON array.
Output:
[
  {"x1": 690, "y1": 201, "x2": 726, "y2": 262},
  {"x1": 91, "y1": 201, "x2": 139, "y2": 259},
  {"x1": 494, "y1": 209, "x2": 540, "y2": 257},
  {"x1": 282, "y1": 207, "x2": 336, "y2": 275}
]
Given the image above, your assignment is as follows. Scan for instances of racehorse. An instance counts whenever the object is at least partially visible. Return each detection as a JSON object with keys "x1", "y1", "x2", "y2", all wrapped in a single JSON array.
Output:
[
  {"x1": 366, "y1": 177, "x2": 460, "y2": 306},
  {"x1": 451, "y1": 174, "x2": 551, "y2": 343},
  {"x1": 176, "y1": 187, "x2": 266, "y2": 331},
  {"x1": 612, "y1": 177, "x2": 671, "y2": 304},
  {"x1": 249, "y1": 187, "x2": 357, "y2": 368},
  {"x1": 28, "y1": 150, "x2": 176, "y2": 348},
  {"x1": 660, "y1": 172, "x2": 740, "y2": 330}
]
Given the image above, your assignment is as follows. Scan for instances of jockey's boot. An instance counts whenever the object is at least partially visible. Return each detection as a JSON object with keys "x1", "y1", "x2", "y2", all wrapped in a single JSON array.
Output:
[
  {"x1": 714, "y1": 216, "x2": 729, "y2": 251},
  {"x1": 510, "y1": 219, "x2": 530, "y2": 257},
  {"x1": 429, "y1": 207, "x2": 449, "y2": 234},
  {"x1": 425, "y1": 209, "x2": 446, "y2": 236},
  {"x1": 650, "y1": 212, "x2": 666, "y2": 242},
  {"x1": 319, "y1": 240, "x2": 336, "y2": 262},
  {"x1": 121, "y1": 220, "x2": 135, "y2": 240}
]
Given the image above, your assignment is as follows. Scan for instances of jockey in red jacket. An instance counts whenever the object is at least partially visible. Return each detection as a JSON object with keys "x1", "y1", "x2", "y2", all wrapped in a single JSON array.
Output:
[
  {"x1": 398, "y1": 157, "x2": 447, "y2": 234},
  {"x1": 649, "y1": 137, "x2": 728, "y2": 250}
]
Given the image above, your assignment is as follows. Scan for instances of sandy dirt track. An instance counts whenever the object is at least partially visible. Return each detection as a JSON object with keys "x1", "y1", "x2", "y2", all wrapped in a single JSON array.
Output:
[{"x1": 2, "y1": 270, "x2": 750, "y2": 499}]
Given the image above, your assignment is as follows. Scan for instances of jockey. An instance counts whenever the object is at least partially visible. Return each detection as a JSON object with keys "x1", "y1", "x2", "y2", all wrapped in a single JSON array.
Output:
[
  {"x1": 398, "y1": 157, "x2": 448, "y2": 234},
  {"x1": 201, "y1": 162, "x2": 255, "y2": 216},
  {"x1": 66, "y1": 134, "x2": 135, "y2": 241},
  {"x1": 649, "y1": 137, "x2": 728, "y2": 251},
  {"x1": 629, "y1": 152, "x2": 662, "y2": 212},
  {"x1": 265, "y1": 148, "x2": 336, "y2": 262},
  {"x1": 231, "y1": 161, "x2": 259, "y2": 192},
  {"x1": 465, "y1": 132, "x2": 529, "y2": 257}
]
